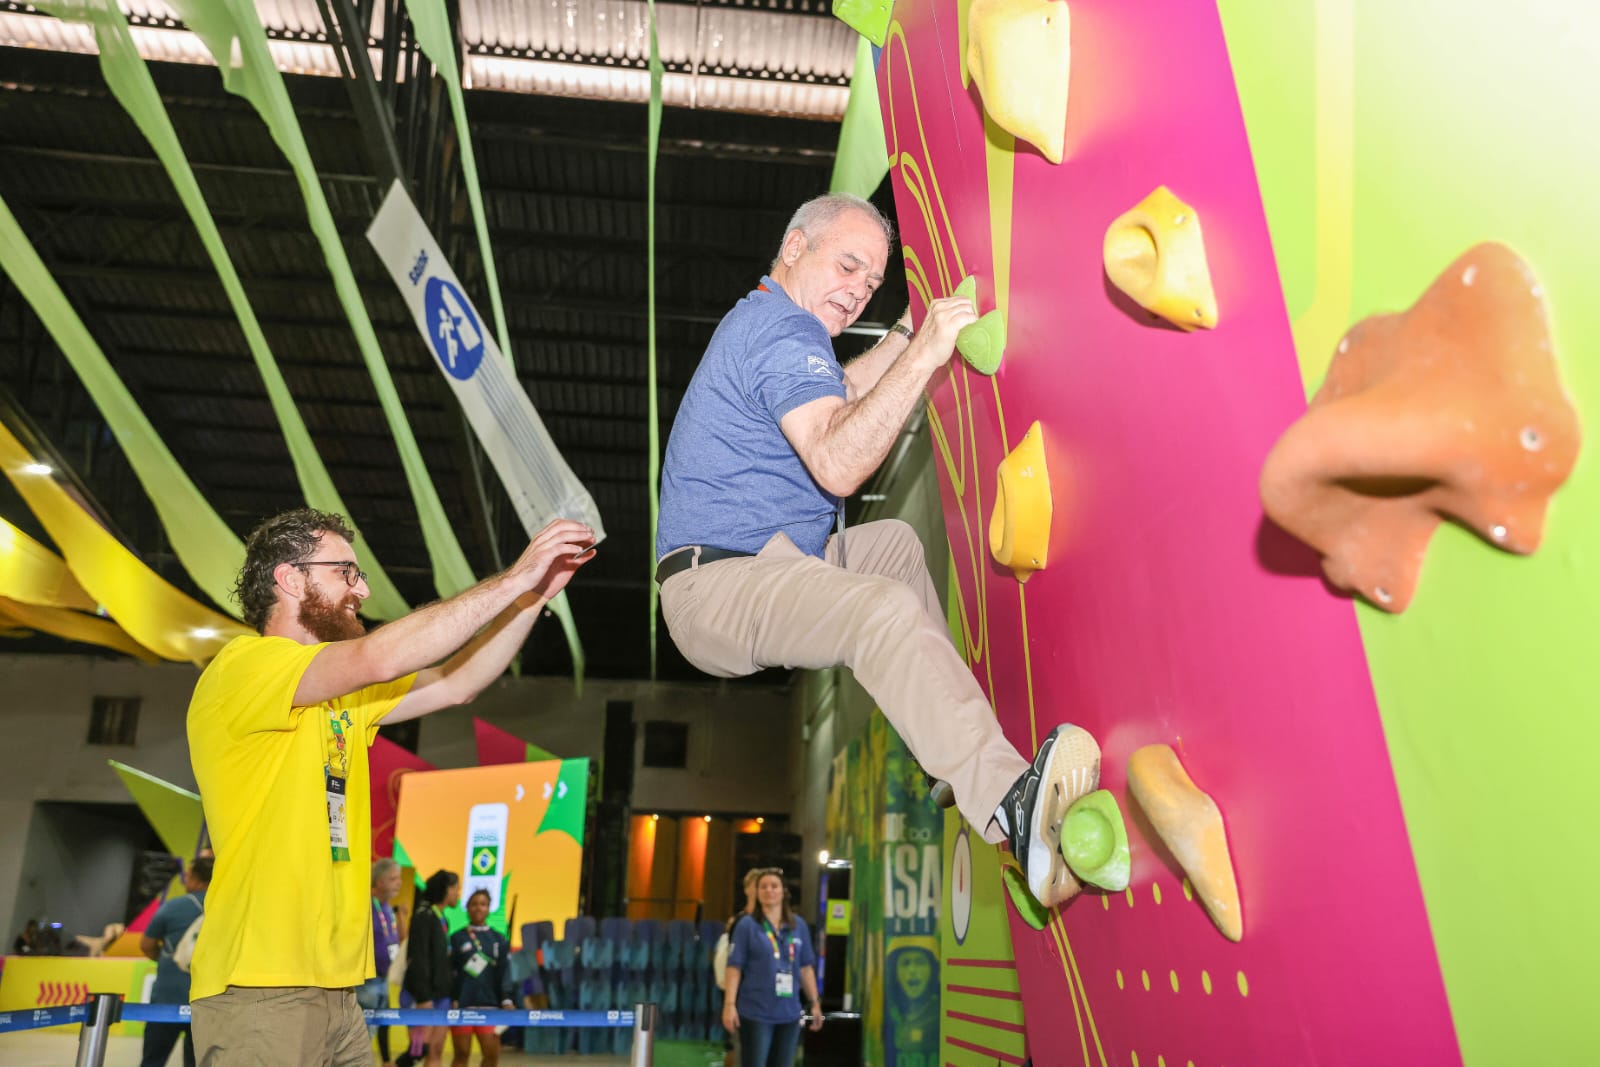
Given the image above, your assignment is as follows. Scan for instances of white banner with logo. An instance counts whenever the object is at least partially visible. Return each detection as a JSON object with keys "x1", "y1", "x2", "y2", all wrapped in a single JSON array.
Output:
[{"x1": 366, "y1": 181, "x2": 605, "y2": 542}]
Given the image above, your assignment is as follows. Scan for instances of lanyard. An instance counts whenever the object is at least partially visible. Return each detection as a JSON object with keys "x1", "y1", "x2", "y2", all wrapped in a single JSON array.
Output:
[
  {"x1": 324, "y1": 707, "x2": 352, "y2": 779},
  {"x1": 466, "y1": 926, "x2": 492, "y2": 957},
  {"x1": 759, "y1": 917, "x2": 796, "y2": 964},
  {"x1": 372, "y1": 900, "x2": 395, "y2": 941}
]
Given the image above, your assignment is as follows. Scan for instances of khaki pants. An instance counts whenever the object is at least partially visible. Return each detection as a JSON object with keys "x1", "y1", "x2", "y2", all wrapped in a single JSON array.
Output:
[
  {"x1": 660, "y1": 519, "x2": 1027, "y2": 840},
  {"x1": 191, "y1": 985, "x2": 370, "y2": 1066}
]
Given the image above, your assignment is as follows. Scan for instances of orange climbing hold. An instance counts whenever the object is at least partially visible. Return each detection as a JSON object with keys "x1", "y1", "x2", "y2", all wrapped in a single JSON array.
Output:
[
  {"x1": 1127, "y1": 744, "x2": 1242, "y2": 942},
  {"x1": 1260, "y1": 242, "x2": 1581, "y2": 612}
]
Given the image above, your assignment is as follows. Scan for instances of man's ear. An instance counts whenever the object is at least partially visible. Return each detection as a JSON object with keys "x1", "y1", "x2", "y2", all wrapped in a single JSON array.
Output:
[
  {"x1": 780, "y1": 228, "x2": 808, "y2": 267},
  {"x1": 272, "y1": 561, "x2": 305, "y2": 600}
]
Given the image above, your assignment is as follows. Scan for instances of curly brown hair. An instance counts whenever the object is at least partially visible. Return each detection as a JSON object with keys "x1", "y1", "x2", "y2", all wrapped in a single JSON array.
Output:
[{"x1": 233, "y1": 507, "x2": 356, "y2": 632}]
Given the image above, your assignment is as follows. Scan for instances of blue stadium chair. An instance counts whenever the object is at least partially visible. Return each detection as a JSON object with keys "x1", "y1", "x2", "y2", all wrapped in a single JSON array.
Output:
[
  {"x1": 632, "y1": 917, "x2": 664, "y2": 970},
  {"x1": 664, "y1": 918, "x2": 695, "y2": 971}
]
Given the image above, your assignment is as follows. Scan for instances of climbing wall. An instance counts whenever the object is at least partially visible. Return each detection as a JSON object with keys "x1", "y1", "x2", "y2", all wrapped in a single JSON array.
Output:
[{"x1": 876, "y1": 0, "x2": 1599, "y2": 1063}]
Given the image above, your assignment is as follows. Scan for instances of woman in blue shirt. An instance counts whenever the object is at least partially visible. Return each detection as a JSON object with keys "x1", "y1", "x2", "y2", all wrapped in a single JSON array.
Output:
[{"x1": 722, "y1": 868, "x2": 823, "y2": 1066}]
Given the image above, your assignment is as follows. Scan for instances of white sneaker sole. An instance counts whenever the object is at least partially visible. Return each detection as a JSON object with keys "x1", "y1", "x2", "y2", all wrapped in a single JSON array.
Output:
[{"x1": 1027, "y1": 725, "x2": 1103, "y2": 907}]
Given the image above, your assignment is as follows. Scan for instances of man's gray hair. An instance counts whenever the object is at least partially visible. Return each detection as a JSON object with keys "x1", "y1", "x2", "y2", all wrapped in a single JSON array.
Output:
[
  {"x1": 371, "y1": 857, "x2": 400, "y2": 887},
  {"x1": 774, "y1": 193, "x2": 896, "y2": 268}
]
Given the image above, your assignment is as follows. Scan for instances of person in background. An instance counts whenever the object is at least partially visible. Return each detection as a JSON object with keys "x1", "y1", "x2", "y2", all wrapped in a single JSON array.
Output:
[
  {"x1": 717, "y1": 869, "x2": 764, "y2": 1067},
  {"x1": 399, "y1": 870, "x2": 459, "y2": 1067},
  {"x1": 139, "y1": 856, "x2": 212, "y2": 1067},
  {"x1": 12, "y1": 918, "x2": 39, "y2": 955},
  {"x1": 722, "y1": 869, "x2": 822, "y2": 1067},
  {"x1": 447, "y1": 889, "x2": 514, "y2": 1067},
  {"x1": 359, "y1": 858, "x2": 407, "y2": 1066}
]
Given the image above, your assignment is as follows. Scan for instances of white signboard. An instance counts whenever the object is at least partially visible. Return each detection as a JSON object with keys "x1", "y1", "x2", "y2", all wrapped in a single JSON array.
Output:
[{"x1": 366, "y1": 181, "x2": 605, "y2": 542}]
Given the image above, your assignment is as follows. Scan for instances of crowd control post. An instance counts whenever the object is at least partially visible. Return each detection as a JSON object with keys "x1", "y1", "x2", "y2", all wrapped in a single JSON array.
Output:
[
  {"x1": 630, "y1": 1001, "x2": 656, "y2": 1067},
  {"x1": 74, "y1": 993, "x2": 123, "y2": 1067}
]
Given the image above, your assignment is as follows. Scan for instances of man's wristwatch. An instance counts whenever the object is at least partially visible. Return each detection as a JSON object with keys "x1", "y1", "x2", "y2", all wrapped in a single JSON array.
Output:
[{"x1": 887, "y1": 322, "x2": 914, "y2": 342}]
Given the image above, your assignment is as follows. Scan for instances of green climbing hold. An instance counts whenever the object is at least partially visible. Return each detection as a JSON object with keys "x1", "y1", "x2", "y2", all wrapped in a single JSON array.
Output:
[
  {"x1": 832, "y1": 0, "x2": 896, "y2": 47},
  {"x1": 951, "y1": 275, "x2": 1007, "y2": 375},
  {"x1": 1061, "y1": 789, "x2": 1131, "y2": 891},
  {"x1": 1001, "y1": 862, "x2": 1052, "y2": 930}
]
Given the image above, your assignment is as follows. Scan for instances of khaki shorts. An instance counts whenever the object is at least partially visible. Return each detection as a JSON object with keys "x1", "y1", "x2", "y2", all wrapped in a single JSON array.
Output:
[{"x1": 191, "y1": 985, "x2": 369, "y2": 1066}]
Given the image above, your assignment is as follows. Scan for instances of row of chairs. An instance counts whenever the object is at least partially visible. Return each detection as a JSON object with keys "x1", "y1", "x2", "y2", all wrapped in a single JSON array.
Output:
[{"x1": 510, "y1": 917, "x2": 731, "y2": 1055}]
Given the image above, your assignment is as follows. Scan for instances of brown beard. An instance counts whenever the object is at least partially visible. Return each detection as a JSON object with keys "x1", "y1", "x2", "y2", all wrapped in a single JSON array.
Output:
[{"x1": 299, "y1": 579, "x2": 366, "y2": 642}]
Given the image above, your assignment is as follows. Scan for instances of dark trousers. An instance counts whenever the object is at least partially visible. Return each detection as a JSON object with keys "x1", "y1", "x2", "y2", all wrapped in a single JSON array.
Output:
[
  {"x1": 140, "y1": 1020, "x2": 195, "y2": 1067},
  {"x1": 738, "y1": 1018, "x2": 801, "y2": 1067}
]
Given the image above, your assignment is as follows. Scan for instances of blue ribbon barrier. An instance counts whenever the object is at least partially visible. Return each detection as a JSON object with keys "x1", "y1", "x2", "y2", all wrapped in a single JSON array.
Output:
[
  {"x1": 2, "y1": 1002, "x2": 636, "y2": 1031},
  {"x1": 0, "y1": 1004, "x2": 89, "y2": 1033}
]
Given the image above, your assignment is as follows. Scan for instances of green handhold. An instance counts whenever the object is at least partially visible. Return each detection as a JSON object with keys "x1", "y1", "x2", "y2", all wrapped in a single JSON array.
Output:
[
  {"x1": 954, "y1": 275, "x2": 979, "y2": 307},
  {"x1": 1061, "y1": 789, "x2": 1132, "y2": 891},
  {"x1": 832, "y1": 0, "x2": 895, "y2": 47},
  {"x1": 951, "y1": 275, "x2": 1006, "y2": 375},
  {"x1": 1000, "y1": 863, "x2": 1051, "y2": 930},
  {"x1": 958, "y1": 311, "x2": 1007, "y2": 374}
]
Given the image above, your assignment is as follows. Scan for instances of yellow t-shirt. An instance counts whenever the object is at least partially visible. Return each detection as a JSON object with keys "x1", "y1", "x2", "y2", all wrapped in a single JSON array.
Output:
[{"x1": 186, "y1": 634, "x2": 415, "y2": 1000}]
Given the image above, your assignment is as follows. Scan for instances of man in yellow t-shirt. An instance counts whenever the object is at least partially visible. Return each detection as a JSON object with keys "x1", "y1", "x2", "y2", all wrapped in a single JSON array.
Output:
[{"x1": 187, "y1": 507, "x2": 594, "y2": 1065}]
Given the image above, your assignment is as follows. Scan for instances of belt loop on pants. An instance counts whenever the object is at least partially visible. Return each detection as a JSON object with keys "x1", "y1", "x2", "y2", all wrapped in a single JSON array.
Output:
[{"x1": 654, "y1": 545, "x2": 754, "y2": 585}]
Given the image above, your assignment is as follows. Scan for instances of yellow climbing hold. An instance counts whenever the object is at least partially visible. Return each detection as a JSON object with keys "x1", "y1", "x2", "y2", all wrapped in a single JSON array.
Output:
[
  {"x1": 965, "y1": 0, "x2": 1071, "y2": 164},
  {"x1": 1127, "y1": 744, "x2": 1243, "y2": 941},
  {"x1": 989, "y1": 421, "x2": 1051, "y2": 582},
  {"x1": 1103, "y1": 186, "x2": 1219, "y2": 331}
]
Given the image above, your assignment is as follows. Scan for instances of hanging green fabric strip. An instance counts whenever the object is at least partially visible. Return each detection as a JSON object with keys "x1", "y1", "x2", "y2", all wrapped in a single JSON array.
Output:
[
  {"x1": 829, "y1": 36, "x2": 891, "y2": 198},
  {"x1": 165, "y1": 0, "x2": 477, "y2": 599},
  {"x1": 31, "y1": 0, "x2": 409, "y2": 619},
  {"x1": 646, "y1": 0, "x2": 664, "y2": 679},
  {"x1": 0, "y1": 194, "x2": 247, "y2": 616},
  {"x1": 401, "y1": 0, "x2": 511, "y2": 360},
  {"x1": 397, "y1": 0, "x2": 584, "y2": 685}
]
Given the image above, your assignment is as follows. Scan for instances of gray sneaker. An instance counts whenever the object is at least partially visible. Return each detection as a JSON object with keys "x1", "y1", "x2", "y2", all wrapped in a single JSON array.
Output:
[{"x1": 1002, "y1": 724, "x2": 1102, "y2": 907}]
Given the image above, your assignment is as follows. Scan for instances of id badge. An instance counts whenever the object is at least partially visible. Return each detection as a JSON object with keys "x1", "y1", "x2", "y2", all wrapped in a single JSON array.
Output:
[
  {"x1": 326, "y1": 772, "x2": 350, "y2": 862},
  {"x1": 774, "y1": 971, "x2": 795, "y2": 998},
  {"x1": 465, "y1": 952, "x2": 490, "y2": 978},
  {"x1": 387, "y1": 943, "x2": 399, "y2": 961}
]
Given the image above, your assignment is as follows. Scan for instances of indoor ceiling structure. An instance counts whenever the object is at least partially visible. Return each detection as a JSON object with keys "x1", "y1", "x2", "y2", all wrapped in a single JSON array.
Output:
[{"x1": 0, "y1": 0, "x2": 908, "y2": 681}]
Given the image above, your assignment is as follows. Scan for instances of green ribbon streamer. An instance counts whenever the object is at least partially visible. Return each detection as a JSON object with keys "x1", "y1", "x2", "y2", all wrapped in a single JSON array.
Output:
[
  {"x1": 646, "y1": 0, "x2": 664, "y2": 678},
  {"x1": 399, "y1": 0, "x2": 585, "y2": 685},
  {"x1": 829, "y1": 36, "x2": 891, "y2": 197},
  {"x1": 165, "y1": 0, "x2": 477, "y2": 600},
  {"x1": 31, "y1": 0, "x2": 410, "y2": 619},
  {"x1": 0, "y1": 193, "x2": 247, "y2": 616},
  {"x1": 400, "y1": 0, "x2": 510, "y2": 360}
]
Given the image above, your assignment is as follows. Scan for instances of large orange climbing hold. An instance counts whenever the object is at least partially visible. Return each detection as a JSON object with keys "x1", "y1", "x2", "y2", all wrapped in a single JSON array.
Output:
[
  {"x1": 1260, "y1": 243, "x2": 1580, "y2": 613},
  {"x1": 1127, "y1": 744, "x2": 1241, "y2": 942}
]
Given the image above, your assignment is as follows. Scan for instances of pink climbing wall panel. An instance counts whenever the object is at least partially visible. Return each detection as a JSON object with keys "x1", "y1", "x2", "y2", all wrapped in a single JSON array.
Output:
[{"x1": 879, "y1": 0, "x2": 1461, "y2": 1062}]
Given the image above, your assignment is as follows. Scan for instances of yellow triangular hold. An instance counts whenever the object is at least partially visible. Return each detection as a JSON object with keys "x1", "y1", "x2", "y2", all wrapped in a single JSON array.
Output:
[
  {"x1": 1103, "y1": 186, "x2": 1219, "y2": 331},
  {"x1": 989, "y1": 421, "x2": 1052, "y2": 582},
  {"x1": 965, "y1": 0, "x2": 1071, "y2": 164}
]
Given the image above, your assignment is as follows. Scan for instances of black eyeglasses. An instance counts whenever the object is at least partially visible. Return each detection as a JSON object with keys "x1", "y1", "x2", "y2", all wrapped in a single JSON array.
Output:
[{"x1": 295, "y1": 560, "x2": 368, "y2": 587}]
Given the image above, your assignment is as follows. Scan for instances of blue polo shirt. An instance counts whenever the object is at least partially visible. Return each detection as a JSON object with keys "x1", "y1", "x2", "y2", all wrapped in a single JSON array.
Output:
[
  {"x1": 727, "y1": 913, "x2": 817, "y2": 1024},
  {"x1": 657, "y1": 277, "x2": 847, "y2": 560}
]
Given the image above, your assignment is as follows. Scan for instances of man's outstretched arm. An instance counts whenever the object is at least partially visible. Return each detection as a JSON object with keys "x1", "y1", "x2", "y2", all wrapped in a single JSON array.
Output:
[
  {"x1": 292, "y1": 518, "x2": 595, "y2": 708},
  {"x1": 382, "y1": 589, "x2": 549, "y2": 722},
  {"x1": 781, "y1": 295, "x2": 976, "y2": 497}
]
